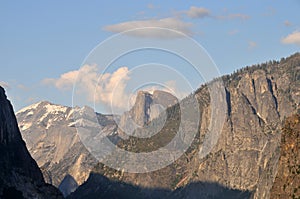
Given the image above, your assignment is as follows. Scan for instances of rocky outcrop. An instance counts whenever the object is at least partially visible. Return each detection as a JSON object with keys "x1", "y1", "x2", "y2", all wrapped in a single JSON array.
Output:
[
  {"x1": 16, "y1": 53, "x2": 300, "y2": 198},
  {"x1": 69, "y1": 53, "x2": 300, "y2": 198},
  {"x1": 0, "y1": 86, "x2": 63, "y2": 198},
  {"x1": 119, "y1": 90, "x2": 177, "y2": 126},
  {"x1": 130, "y1": 91, "x2": 153, "y2": 126},
  {"x1": 16, "y1": 102, "x2": 115, "y2": 195},
  {"x1": 182, "y1": 54, "x2": 299, "y2": 199},
  {"x1": 132, "y1": 90, "x2": 178, "y2": 126},
  {"x1": 16, "y1": 90, "x2": 178, "y2": 196},
  {"x1": 118, "y1": 90, "x2": 178, "y2": 137},
  {"x1": 270, "y1": 114, "x2": 300, "y2": 199}
]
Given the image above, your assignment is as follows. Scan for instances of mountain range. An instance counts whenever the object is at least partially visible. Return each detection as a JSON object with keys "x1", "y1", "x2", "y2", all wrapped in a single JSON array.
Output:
[
  {"x1": 0, "y1": 52, "x2": 299, "y2": 198},
  {"x1": 68, "y1": 52, "x2": 300, "y2": 199}
]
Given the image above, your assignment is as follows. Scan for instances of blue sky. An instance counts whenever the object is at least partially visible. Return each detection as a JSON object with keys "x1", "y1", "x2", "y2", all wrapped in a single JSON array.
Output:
[{"x1": 0, "y1": 1, "x2": 299, "y2": 112}]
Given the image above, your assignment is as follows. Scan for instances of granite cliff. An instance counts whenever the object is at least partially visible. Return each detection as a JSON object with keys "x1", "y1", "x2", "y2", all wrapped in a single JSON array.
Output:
[
  {"x1": 69, "y1": 53, "x2": 300, "y2": 198},
  {"x1": 270, "y1": 114, "x2": 300, "y2": 198},
  {"x1": 16, "y1": 103, "x2": 115, "y2": 196},
  {"x1": 118, "y1": 90, "x2": 178, "y2": 136},
  {"x1": 16, "y1": 52, "x2": 300, "y2": 198},
  {"x1": 16, "y1": 90, "x2": 177, "y2": 197},
  {"x1": 0, "y1": 86, "x2": 63, "y2": 198}
]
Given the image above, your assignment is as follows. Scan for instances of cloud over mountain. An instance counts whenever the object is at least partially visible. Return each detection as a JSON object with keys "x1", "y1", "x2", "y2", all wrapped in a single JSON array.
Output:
[{"x1": 43, "y1": 65, "x2": 131, "y2": 111}]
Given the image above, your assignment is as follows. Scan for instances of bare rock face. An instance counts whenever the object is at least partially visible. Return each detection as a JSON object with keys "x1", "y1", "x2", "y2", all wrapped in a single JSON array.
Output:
[
  {"x1": 0, "y1": 86, "x2": 63, "y2": 198},
  {"x1": 192, "y1": 70, "x2": 282, "y2": 199},
  {"x1": 17, "y1": 101, "x2": 79, "y2": 169},
  {"x1": 16, "y1": 102, "x2": 117, "y2": 195},
  {"x1": 118, "y1": 90, "x2": 178, "y2": 134},
  {"x1": 69, "y1": 53, "x2": 300, "y2": 199},
  {"x1": 131, "y1": 91, "x2": 153, "y2": 126},
  {"x1": 270, "y1": 114, "x2": 300, "y2": 199},
  {"x1": 17, "y1": 53, "x2": 300, "y2": 198},
  {"x1": 189, "y1": 54, "x2": 299, "y2": 199},
  {"x1": 15, "y1": 90, "x2": 178, "y2": 197}
]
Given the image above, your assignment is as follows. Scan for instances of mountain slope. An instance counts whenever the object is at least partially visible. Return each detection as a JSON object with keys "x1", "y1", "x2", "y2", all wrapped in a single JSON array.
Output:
[
  {"x1": 16, "y1": 103, "x2": 113, "y2": 193},
  {"x1": 0, "y1": 86, "x2": 63, "y2": 198},
  {"x1": 69, "y1": 53, "x2": 300, "y2": 199},
  {"x1": 17, "y1": 52, "x2": 300, "y2": 198},
  {"x1": 270, "y1": 114, "x2": 300, "y2": 198},
  {"x1": 15, "y1": 89, "x2": 177, "y2": 194}
]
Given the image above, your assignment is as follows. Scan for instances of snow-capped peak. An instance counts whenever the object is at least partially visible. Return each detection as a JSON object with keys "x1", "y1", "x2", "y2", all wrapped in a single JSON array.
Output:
[
  {"x1": 16, "y1": 101, "x2": 46, "y2": 115},
  {"x1": 43, "y1": 103, "x2": 68, "y2": 114},
  {"x1": 16, "y1": 101, "x2": 69, "y2": 115}
]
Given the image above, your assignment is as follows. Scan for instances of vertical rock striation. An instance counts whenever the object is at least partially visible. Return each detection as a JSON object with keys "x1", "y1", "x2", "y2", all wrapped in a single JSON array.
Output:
[{"x1": 69, "y1": 53, "x2": 300, "y2": 199}]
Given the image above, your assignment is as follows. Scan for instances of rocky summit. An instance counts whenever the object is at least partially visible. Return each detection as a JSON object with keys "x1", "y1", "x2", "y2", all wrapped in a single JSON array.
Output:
[
  {"x1": 16, "y1": 102, "x2": 115, "y2": 196},
  {"x1": 0, "y1": 86, "x2": 63, "y2": 199},
  {"x1": 118, "y1": 90, "x2": 178, "y2": 136},
  {"x1": 15, "y1": 88, "x2": 178, "y2": 197},
  {"x1": 16, "y1": 52, "x2": 300, "y2": 198}
]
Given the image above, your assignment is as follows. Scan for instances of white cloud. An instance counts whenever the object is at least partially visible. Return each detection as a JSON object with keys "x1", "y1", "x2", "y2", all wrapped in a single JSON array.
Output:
[
  {"x1": 42, "y1": 65, "x2": 97, "y2": 90},
  {"x1": 281, "y1": 31, "x2": 300, "y2": 46},
  {"x1": 103, "y1": 17, "x2": 193, "y2": 38},
  {"x1": 43, "y1": 65, "x2": 131, "y2": 111},
  {"x1": 43, "y1": 65, "x2": 189, "y2": 113},
  {"x1": 185, "y1": 6, "x2": 210, "y2": 18},
  {"x1": 0, "y1": 81, "x2": 10, "y2": 89},
  {"x1": 248, "y1": 41, "x2": 257, "y2": 49},
  {"x1": 97, "y1": 67, "x2": 131, "y2": 111}
]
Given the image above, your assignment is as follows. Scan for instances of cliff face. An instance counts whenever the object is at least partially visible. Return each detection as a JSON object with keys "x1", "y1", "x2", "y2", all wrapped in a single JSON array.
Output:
[
  {"x1": 182, "y1": 54, "x2": 299, "y2": 199},
  {"x1": 130, "y1": 91, "x2": 153, "y2": 126},
  {"x1": 118, "y1": 90, "x2": 178, "y2": 133},
  {"x1": 16, "y1": 103, "x2": 114, "y2": 194},
  {"x1": 130, "y1": 90, "x2": 178, "y2": 126},
  {"x1": 0, "y1": 87, "x2": 63, "y2": 198},
  {"x1": 0, "y1": 87, "x2": 42, "y2": 181},
  {"x1": 16, "y1": 53, "x2": 300, "y2": 198},
  {"x1": 270, "y1": 114, "x2": 300, "y2": 199},
  {"x1": 191, "y1": 70, "x2": 282, "y2": 198},
  {"x1": 15, "y1": 90, "x2": 178, "y2": 194},
  {"x1": 69, "y1": 53, "x2": 300, "y2": 199}
]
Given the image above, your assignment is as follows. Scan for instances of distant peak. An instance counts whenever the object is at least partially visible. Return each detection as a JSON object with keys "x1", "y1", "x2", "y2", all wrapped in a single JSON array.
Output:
[
  {"x1": 137, "y1": 90, "x2": 152, "y2": 96},
  {"x1": 16, "y1": 101, "x2": 45, "y2": 114},
  {"x1": 16, "y1": 101, "x2": 67, "y2": 115}
]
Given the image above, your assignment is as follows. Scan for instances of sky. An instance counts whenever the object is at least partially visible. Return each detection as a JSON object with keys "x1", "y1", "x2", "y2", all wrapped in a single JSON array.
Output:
[{"x1": 0, "y1": 0, "x2": 299, "y2": 113}]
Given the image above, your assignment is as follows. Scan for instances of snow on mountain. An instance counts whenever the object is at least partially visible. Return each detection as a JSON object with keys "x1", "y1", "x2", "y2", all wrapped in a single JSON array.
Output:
[
  {"x1": 15, "y1": 90, "x2": 177, "y2": 196},
  {"x1": 15, "y1": 100, "x2": 118, "y2": 196}
]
